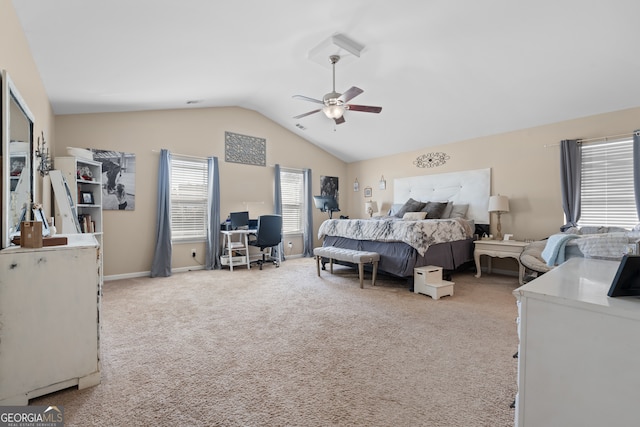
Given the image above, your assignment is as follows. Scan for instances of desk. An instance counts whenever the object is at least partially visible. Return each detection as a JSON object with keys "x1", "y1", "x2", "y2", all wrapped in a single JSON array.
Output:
[{"x1": 221, "y1": 229, "x2": 254, "y2": 270}]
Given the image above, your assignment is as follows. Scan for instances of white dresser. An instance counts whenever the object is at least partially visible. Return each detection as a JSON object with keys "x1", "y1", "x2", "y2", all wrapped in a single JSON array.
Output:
[
  {"x1": 0, "y1": 234, "x2": 101, "y2": 405},
  {"x1": 513, "y1": 258, "x2": 640, "y2": 427}
]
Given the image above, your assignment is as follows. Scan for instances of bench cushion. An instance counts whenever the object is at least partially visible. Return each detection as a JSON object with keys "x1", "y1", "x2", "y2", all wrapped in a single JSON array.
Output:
[{"x1": 313, "y1": 247, "x2": 380, "y2": 264}]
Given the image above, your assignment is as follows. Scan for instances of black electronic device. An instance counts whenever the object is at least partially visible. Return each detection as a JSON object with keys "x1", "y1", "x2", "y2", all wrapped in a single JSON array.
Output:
[
  {"x1": 229, "y1": 211, "x2": 250, "y2": 230},
  {"x1": 313, "y1": 196, "x2": 340, "y2": 218},
  {"x1": 608, "y1": 254, "x2": 640, "y2": 297}
]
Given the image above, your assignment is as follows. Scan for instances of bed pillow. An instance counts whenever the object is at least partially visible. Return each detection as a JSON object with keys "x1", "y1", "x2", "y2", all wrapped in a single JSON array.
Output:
[
  {"x1": 420, "y1": 201, "x2": 448, "y2": 219},
  {"x1": 442, "y1": 201, "x2": 454, "y2": 218},
  {"x1": 402, "y1": 212, "x2": 427, "y2": 220},
  {"x1": 448, "y1": 204, "x2": 469, "y2": 219},
  {"x1": 394, "y1": 198, "x2": 426, "y2": 218},
  {"x1": 388, "y1": 203, "x2": 404, "y2": 216}
]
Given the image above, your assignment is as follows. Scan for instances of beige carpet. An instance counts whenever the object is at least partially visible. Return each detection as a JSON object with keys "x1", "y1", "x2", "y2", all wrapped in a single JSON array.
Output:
[{"x1": 32, "y1": 258, "x2": 519, "y2": 426}]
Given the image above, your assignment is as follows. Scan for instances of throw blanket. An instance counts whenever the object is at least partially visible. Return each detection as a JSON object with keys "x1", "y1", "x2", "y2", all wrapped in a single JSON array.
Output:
[
  {"x1": 317, "y1": 217, "x2": 473, "y2": 256},
  {"x1": 541, "y1": 233, "x2": 580, "y2": 266},
  {"x1": 575, "y1": 233, "x2": 633, "y2": 260}
]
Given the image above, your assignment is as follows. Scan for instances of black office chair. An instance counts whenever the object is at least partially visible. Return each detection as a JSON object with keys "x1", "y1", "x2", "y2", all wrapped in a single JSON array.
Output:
[{"x1": 248, "y1": 214, "x2": 282, "y2": 270}]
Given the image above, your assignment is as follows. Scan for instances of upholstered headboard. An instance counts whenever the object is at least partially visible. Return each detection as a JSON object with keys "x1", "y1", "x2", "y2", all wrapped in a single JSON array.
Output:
[{"x1": 393, "y1": 168, "x2": 491, "y2": 224}]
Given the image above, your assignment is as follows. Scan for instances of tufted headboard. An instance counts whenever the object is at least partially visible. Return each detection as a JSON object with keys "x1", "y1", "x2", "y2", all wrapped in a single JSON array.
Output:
[{"x1": 393, "y1": 168, "x2": 491, "y2": 224}]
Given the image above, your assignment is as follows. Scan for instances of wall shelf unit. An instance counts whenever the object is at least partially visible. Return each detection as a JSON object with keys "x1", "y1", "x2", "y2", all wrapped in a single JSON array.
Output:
[{"x1": 54, "y1": 156, "x2": 103, "y2": 282}]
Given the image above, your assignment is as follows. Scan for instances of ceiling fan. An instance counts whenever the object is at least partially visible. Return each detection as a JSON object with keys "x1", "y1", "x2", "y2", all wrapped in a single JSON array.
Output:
[{"x1": 293, "y1": 55, "x2": 382, "y2": 125}]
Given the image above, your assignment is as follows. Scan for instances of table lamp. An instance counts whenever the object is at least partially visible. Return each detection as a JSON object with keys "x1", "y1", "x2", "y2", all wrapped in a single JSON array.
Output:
[
  {"x1": 488, "y1": 195, "x2": 509, "y2": 240},
  {"x1": 365, "y1": 201, "x2": 378, "y2": 218}
]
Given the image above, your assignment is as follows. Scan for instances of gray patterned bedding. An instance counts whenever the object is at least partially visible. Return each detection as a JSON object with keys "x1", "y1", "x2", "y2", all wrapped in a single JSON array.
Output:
[
  {"x1": 318, "y1": 217, "x2": 474, "y2": 256},
  {"x1": 318, "y1": 217, "x2": 476, "y2": 278}
]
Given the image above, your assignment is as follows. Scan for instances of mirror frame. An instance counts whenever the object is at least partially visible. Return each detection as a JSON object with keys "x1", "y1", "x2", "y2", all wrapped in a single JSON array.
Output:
[{"x1": 1, "y1": 70, "x2": 35, "y2": 249}]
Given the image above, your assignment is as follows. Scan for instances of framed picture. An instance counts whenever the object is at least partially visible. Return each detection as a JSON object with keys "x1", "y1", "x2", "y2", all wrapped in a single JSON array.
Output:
[
  {"x1": 80, "y1": 191, "x2": 94, "y2": 205},
  {"x1": 364, "y1": 187, "x2": 372, "y2": 198},
  {"x1": 354, "y1": 179, "x2": 359, "y2": 192}
]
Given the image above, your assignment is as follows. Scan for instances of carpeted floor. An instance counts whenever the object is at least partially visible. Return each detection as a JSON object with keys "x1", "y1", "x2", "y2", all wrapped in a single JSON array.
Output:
[{"x1": 32, "y1": 258, "x2": 519, "y2": 426}]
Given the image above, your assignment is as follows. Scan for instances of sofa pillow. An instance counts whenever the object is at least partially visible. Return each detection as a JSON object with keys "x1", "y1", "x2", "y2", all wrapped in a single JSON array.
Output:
[
  {"x1": 420, "y1": 201, "x2": 448, "y2": 219},
  {"x1": 403, "y1": 212, "x2": 427, "y2": 220},
  {"x1": 448, "y1": 204, "x2": 469, "y2": 219},
  {"x1": 394, "y1": 198, "x2": 426, "y2": 218}
]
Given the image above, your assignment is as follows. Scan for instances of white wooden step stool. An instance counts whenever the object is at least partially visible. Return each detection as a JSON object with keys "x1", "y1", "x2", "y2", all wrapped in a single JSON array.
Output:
[{"x1": 414, "y1": 265, "x2": 454, "y2": 300}]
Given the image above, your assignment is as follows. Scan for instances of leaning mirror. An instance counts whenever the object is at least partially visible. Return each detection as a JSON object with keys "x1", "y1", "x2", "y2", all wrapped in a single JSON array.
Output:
[{"x1": 1, "y1": 69, "x2": 35, "y2": 249}]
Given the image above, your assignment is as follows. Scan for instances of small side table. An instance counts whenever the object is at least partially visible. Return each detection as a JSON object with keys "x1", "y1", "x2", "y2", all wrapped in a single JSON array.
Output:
[{"x1": 474, "y1": 240, "x2": 528, "y2": 285}]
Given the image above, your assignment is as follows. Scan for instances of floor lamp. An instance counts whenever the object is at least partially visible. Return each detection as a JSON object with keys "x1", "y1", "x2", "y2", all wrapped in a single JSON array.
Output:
[{"x1": 488, "y1": 195, "x2": 509, "y2": 240}]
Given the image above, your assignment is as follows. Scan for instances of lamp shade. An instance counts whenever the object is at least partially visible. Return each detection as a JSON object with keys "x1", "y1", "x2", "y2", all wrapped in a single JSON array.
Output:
[
  {"x1": 365, "y1": 201, "x2": 378, "y2": 216},
  {"x1": 488, "y1": 195, "x2": 509, "y2": 213}
]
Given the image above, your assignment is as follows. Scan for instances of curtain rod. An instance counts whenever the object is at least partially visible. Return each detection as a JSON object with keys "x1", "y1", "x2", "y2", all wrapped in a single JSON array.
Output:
[
  {"x1": 545, "y1": 130, "x2": 639, "y2": 148},
  {"x1": 151, "y1": 149, "x2": 208, "y2": 160},
  {"x1": 577, "y1": 131, "x2": 638, "y2": 144}
]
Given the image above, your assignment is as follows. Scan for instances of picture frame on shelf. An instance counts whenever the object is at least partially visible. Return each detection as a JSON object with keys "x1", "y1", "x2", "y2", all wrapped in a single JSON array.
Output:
[
  {"x1": 33, "y1": 207, "x2": 50, "y2": 236},
  {"x1": 80, "y1": 191, "x2": 94, "y2": 205}
]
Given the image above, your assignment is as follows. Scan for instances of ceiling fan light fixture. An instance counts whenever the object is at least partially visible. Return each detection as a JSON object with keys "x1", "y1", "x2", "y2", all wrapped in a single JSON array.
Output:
[{"x1": 323, "y1": 104, "x2": 344, "y2": 119}]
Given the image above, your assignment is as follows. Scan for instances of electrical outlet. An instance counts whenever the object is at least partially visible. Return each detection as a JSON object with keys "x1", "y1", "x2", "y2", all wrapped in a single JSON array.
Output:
[
  {"x1": 191, "y1": 249, "x2": 196, "y2": 258},
  {"x1": 287, "y1": 241, "x2": 293, "y2": 248}
]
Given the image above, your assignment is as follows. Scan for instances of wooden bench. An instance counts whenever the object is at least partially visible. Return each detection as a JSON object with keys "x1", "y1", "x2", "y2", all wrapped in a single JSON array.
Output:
[{"x1": 313, "y1": 247, "x2": 380, "y2": 288}]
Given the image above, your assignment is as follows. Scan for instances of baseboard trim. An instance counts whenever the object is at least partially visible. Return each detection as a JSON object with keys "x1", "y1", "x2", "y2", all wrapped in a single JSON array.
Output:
[
  {"x1": 104, "y1": 265, "x2": 206, "y2": 282},
  {"x1": 478, "y1": 267, "x2": 519, "y2": 278},
  {"x1": 104, "y1": 257, "x2": 308, "y2": 282}
]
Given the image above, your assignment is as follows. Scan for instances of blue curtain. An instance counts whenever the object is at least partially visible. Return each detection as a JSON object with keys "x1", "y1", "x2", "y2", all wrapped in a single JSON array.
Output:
[
  {"x1": 559, "y1": 139, "x2": 581, "y2": 231},
  {"x1": 273, "y1": 164, "x2": 285, "y2": 261},
  {"x1": 634, "y1": 131, "x2": 640, "y2": 220},
  {"x1": 206, "y1": 156, "x2": 221, "y2": 270},
  {"x1": 303, "y1": 168, "x2": 314, "y2": 257},
  {"x1": 150, "y1": 149, "x2": 172, "y2": 277}
]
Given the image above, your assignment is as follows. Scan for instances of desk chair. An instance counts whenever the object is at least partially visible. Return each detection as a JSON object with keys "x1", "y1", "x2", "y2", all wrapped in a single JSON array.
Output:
[{"x1": 248, "y1": 214, "x2": 282, "y2": 270}]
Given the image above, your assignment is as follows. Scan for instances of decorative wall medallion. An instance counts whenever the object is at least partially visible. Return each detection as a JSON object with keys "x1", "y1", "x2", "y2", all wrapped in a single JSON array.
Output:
[
  {"x1": 225, "y1": 131, "x2": 266, "y2": 166},
  {"x1": 414, "y1": 152, "x2": 450, "y2": 168}
]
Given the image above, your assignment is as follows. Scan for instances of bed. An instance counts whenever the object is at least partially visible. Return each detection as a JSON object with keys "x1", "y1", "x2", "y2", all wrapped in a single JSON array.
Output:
[{"x1": 317, "y1": 168, "x2": 491, "y2": 279}]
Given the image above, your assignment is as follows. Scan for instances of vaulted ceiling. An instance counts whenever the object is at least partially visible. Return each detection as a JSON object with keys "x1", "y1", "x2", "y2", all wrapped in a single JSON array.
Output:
[{"x1": 12, "y1": 0, "x2": 640, "y2": 162}]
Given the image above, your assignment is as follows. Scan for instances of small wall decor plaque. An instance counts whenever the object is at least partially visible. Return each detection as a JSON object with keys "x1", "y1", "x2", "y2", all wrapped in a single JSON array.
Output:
[
  {"x1": 225, "y1": 131, "x2": 266, "y2": 166},
  {"x1": 414, "y1": 152, "x2": 450, "y2": 168},
  {"x1": 354, "y1": 178, "x2": 359, "y2": 192}
]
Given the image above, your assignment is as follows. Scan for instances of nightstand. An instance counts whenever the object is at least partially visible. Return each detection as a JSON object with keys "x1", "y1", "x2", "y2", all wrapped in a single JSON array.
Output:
[{"x1": 474, "y1": 240, "x2": 528, "y2": 284}]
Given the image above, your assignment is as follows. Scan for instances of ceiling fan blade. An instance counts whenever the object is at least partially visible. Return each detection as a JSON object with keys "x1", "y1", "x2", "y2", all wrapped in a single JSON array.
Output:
[
  {"x1": 346, "y1": 104, "x2": 382, "y2": 113},
  {"x1": 293, "y1": 109, "x2": 322, "y2": 119},
  {"x1": 292, "y1": 94, "x2": 324, "y2": 104},
  {"x1": 334, "y1": 115, "x2": 346, "y2": 125},
  {"x1": 338, "y1": 86, "x2": 363, "y2": 103}
]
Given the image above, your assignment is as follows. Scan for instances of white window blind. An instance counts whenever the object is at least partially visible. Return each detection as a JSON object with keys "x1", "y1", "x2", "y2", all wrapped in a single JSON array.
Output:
[
  {"x1": 280, "y1": 169, "x2": 304, "y2": 234},
  {"x1": 170, "y1": 156, "x2": 208, "y2": 241},
  {"x1": 579, "y1": 138, "x2": 638, "y2": 229}
]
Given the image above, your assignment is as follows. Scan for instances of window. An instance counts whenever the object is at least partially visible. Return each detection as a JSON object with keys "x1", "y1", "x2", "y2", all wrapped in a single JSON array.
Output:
[
  {"x1": 280, "y1": 169, "x2": 304, "y2": 234},
  {"x1": 170, "y1": 156, "x2": 208, "y2": 241},
  {"x1": 578, "y1": 137, "x2": 638, "y2": 229}
]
